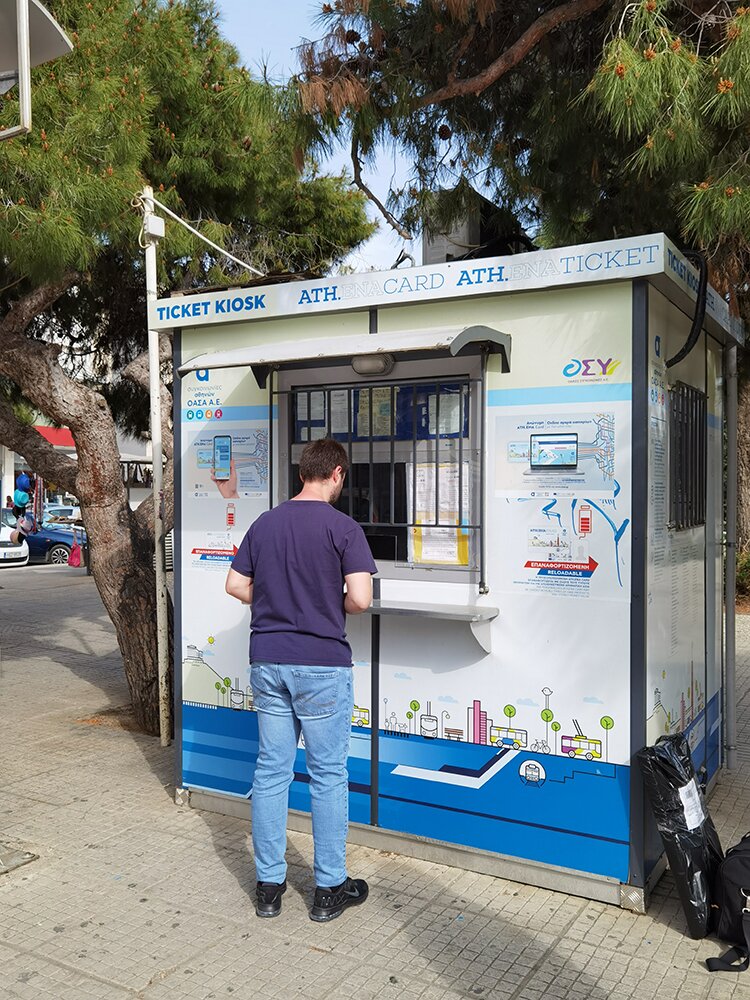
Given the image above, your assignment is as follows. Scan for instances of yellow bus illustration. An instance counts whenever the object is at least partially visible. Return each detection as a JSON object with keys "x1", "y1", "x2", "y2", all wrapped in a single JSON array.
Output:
[
  {"x1": 489, "y1": 726, "x2": 528, "y2": 749},
  {"x1": 352, "y1": 705, "x2": 370, "y2": 727}
]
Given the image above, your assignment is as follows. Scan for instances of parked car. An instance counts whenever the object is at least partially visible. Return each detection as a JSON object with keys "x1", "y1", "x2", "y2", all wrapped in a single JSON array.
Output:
[
  {"x1": 1, "y1": 509, "x2": 86, "y2": 565},
  {"x1": 42, "y1": 503, "x2": 81, "y2": 524},
  {"x1": 0, "y1": 515, "x2": 29, "y2": 567}
]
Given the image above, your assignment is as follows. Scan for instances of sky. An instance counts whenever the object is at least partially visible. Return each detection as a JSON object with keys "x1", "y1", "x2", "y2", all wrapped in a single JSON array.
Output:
[{"x1": 214, "y1": 0, "x2": 417, "y2": 272}]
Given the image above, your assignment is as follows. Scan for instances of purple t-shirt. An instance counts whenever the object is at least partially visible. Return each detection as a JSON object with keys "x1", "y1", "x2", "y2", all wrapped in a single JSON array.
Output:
[{"x1": 231, "y1": 500, "x2": 377, "y2": 666}]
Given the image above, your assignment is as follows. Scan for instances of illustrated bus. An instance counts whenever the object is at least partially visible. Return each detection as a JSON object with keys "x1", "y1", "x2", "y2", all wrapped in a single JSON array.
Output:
[
  {"x1": 489, "y1": 726, "x2": 528, "y2": 749},
  {"x1": 352, "y1": 705, "x2": 370, "y2": 727},
  {"x1": 561, "y1": 719, "x2": 602, "y2": 760}
]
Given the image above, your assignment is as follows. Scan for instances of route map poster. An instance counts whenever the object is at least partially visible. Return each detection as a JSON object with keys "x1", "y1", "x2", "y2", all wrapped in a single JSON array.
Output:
[{"x1": 492, "y1": 404, "x2": 631, "y2": 601}]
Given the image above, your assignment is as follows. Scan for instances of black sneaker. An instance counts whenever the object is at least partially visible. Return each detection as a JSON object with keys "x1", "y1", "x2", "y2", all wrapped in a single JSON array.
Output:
[
  {"x1": 255, "y1": 880, "x2": 286, "y2": 918},
  {"x1": 310, "y1": 877, "x2": 368, "y2": 922}
]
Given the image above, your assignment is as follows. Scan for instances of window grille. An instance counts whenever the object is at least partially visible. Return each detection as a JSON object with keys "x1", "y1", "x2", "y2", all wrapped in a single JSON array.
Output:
[
  {"x1": 669, "y1": 382, "x2": 706, "y2": 530},
  {"x1": 282, "y1": 375, "x2": 483, "y2": 571}
]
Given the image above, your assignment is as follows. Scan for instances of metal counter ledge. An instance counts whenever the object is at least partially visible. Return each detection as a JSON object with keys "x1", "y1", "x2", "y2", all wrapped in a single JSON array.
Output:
[{"x1": 362, "y1": 599, "x2": 499, "y2": 653}]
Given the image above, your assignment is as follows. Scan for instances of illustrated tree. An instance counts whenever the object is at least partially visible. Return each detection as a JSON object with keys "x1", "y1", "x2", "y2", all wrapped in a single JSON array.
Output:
[
  {"x1": 551, "y1": 720, "x2": 561, "y2": 754},
  {"x1": 0, "y1": 0, "x2": 374, "y2": 734},
  {"x1": 406, "y1": 710, "x2": 413, "y2": 734},
  {"x1": 503, "y1": 704, "x2": 516, "y2": 724},
  {"x1": 600, "y1": 715, "x2": 615, "y2": 761},
  {"x1": 410, "y1": 699, "x2": 421, "y2": 733}
]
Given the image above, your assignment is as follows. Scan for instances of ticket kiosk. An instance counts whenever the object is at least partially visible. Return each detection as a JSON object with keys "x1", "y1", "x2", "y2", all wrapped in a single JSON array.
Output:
[{"x1": 156, "y1": 233, "x2": 742, "y2": 910}]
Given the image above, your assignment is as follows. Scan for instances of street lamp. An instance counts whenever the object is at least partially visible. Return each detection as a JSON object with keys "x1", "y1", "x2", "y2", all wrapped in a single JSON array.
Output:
[{"x1": 0, "y1": 0, "x2": 72, "y2": 141}]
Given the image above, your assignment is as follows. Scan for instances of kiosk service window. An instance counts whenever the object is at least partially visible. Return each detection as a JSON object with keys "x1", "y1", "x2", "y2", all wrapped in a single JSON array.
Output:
[{"x1": 281, "y1": 367, "x2": 483, "y2": 574}]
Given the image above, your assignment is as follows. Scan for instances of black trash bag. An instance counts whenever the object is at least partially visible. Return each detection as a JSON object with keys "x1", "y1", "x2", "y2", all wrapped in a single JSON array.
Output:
[{"x1": 638, "y1": 733, "x2": 723, "y2": 939}]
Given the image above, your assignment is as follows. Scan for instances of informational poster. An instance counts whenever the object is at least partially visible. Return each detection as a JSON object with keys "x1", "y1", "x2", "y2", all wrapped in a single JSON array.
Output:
[
  {"x1": 179, "y1": 361, "x2": 271, "y2": 797},
  {"x1": 492, "y1": 405, "x2": 631, "y2": 600},
  {"x1": 357, "y1": 386, "x2": 394, "y2": 437},
  {"x1": 407, "y1": 461, "x2": 470, "y2": 565},
  {"x1": 184, "y1": 424, "x2": 268, "y2": 499},
  {"x1": 428, "y1": 390, "x2": 462, "y2": 436}
]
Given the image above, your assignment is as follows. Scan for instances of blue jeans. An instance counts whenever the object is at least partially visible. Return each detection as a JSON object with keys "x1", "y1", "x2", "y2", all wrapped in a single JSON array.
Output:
[{"x1": 250, "y1": 662, "x2": 354, "y2": 888}]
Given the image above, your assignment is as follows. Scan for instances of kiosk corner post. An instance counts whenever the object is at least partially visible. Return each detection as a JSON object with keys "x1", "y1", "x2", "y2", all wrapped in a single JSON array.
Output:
[
  {"x1": 725, "y1": 343, "x2": 738, "y2": 771},
  {"x1": 142, "y1": 185, "x2": 172, "y2": 748},
  {"x1": 628, "y1": 280, "x2": 650, "y2": 893}
]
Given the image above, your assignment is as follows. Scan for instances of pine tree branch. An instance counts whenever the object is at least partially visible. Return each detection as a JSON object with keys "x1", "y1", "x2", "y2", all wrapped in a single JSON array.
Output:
[
  {"x1": 447, "y1": 23, "x2": 478, "y2": 85},
  {"x1": 122, "y1": 334, "x2": 174, "y2": 462},
  {"x1": 351, "y1": 134, "x2": 413, "y2": 240},
  {"x1": 133, "y1": 456, "x2": 174, "y2": 538},
  {"x1": 1, "y1": 273, "x2": 80, "y2": 337},
  {"x1": 418, "y1": 0, "x2": 610, "y2": 107},
  {"x1": 0, "y1": 395, "x2": 78, "y2": 495}
]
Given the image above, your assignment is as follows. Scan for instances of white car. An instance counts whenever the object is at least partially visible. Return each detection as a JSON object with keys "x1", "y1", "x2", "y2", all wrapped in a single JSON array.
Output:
[{"x1": 0, "y1": 521, "x2": 29, "y2": 567}]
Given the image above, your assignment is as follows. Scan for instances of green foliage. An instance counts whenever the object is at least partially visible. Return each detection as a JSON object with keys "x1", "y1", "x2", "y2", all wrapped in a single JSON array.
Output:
[
  {"x1": 737, "y1": 548, "x2": 750, "y2": 595},
  {"x1": 600, "y1": 716, "x2": 614, "y2": 731},
  {"x1": 540, "y1": 709, "x2": 553, "y2": 723},
  {"x1": 292, "y1": 2, "x2": 686, "y2": 248},
  {"x1": 503, "y1": 704, "x2": 516, "y2": 719},
  {"x1": 0, "y1": 0, "x2": 373, "y2": 433},
  {"x1": 586, "y1": 3, "x2": 750, "y2": 262}
]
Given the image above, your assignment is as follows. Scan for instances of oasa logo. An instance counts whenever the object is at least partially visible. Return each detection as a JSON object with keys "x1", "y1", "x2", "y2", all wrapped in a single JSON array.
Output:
[{"x1": 563, "y1": 357, "x2": 621, "y2": 378}]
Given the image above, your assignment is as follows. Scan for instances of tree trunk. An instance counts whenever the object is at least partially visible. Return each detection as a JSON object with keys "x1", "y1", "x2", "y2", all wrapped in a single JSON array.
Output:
[
  {"x1": 737, "y1": 377, "x2": 750, "y2": 552},
  {"x1": 84, "y1": 498, "x2": 174, "y2": 736},
  {"x1": 0, "y1": 278, "x2": 175, "y2": 736}
]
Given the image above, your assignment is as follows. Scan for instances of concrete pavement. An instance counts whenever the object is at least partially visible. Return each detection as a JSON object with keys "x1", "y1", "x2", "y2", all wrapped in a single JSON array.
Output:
[{"x1": 2, "y1": 566, "x2": 750, "y2": 999}]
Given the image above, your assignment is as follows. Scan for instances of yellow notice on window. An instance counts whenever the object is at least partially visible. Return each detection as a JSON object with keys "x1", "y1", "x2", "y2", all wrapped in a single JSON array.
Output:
[
  {"x1": 408, "y1": 462, "x2": 470, "y2": 566},
  {"x1": 357, "y1": 386, "x2": 394, "y2": 437}
]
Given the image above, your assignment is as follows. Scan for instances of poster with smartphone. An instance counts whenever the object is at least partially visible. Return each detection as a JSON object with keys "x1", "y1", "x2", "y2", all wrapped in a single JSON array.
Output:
[{"x1": 186, "y1": 425, "x2": 269, "y2": 499}]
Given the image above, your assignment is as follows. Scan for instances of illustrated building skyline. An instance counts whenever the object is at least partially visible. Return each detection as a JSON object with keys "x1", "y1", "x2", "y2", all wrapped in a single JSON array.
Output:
[{"x1": 468, "y1": 699, "x2": 488, "y2": 744}]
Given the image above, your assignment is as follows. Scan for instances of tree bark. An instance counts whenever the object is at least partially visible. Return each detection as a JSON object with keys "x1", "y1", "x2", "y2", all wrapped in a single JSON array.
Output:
[{"x1": 0, "y1": 279, "x2": 174, "y2": 736}]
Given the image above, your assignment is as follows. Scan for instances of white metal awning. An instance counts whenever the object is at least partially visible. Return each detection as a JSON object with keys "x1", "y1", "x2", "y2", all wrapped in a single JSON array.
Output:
[
  {"x1": 0, "y1": 0, "x2": 72, "y2": 73},
  {"x1": 178, "y1": 324, "x2": 511, "y2": 387}
]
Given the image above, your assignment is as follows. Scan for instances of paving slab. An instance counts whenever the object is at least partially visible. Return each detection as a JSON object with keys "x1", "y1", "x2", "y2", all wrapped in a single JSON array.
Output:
[{"x1": 2, "y1": 566, "x2": 750, "y2": 1000}]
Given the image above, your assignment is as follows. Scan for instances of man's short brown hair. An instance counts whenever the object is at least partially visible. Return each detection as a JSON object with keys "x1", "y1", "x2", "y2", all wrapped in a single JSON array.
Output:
[{"x1": 299, "y1": 438, "x2": 350, "y2": 482}]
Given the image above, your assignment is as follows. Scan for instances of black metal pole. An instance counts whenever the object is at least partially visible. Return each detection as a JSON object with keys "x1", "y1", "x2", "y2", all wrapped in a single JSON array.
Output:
[{"x1": 370, "y1": 576, "x2": 381, "y2": 826}]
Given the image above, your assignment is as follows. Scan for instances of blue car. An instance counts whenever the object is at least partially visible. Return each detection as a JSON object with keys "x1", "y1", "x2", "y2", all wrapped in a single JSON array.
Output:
[{"x1": 1, "y1": 509, "x2": 86, "y2": 565}]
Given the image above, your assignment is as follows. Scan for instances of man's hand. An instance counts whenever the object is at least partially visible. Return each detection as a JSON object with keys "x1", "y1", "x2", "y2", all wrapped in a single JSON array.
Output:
[
  {"x1": 212, "y1": 458, "x2": 239, "y2": 499},
  {"x1": 226, "y1": 568, "x2": 253, "y2": 605},
  {"x1": 344, "y1": 572, "x2": 372, "y2": 614}
]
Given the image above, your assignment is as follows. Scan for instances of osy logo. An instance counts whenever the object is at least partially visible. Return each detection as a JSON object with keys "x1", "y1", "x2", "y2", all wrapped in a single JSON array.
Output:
[{"x1": 563, "y1": 358, "x2": 621, "y2": 378}]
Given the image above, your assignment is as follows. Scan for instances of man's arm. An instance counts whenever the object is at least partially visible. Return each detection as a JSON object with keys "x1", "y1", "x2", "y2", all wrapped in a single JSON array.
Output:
[
  {"x1": 344, "y1": 572, "x2": 372, "y2": 614},
  {"x1": 226, "y1": 568, "x2": 253, "y2": 605}
]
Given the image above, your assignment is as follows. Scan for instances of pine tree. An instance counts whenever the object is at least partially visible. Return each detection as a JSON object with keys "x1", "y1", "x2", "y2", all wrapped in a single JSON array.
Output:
[
  {"x1": 0, "y1": 0, "x2": 373, "y2": 733},
  {"x1": 586, "y1": 2, "x2": 750, "y2": 545},
  {"x1": 291, "y1": 0, "x2": 616, "y2": 241}
]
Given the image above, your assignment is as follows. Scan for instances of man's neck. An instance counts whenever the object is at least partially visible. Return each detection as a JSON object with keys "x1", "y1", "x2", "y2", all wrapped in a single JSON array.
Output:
[{"x1": 292, "y1": 481, "x2": 332, "y2": 504}]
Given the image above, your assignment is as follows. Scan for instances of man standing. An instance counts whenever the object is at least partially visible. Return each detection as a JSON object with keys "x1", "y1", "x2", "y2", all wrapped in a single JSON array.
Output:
[{"x1": 225, "y1": 439, "x2": 377, "y2": 922}]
